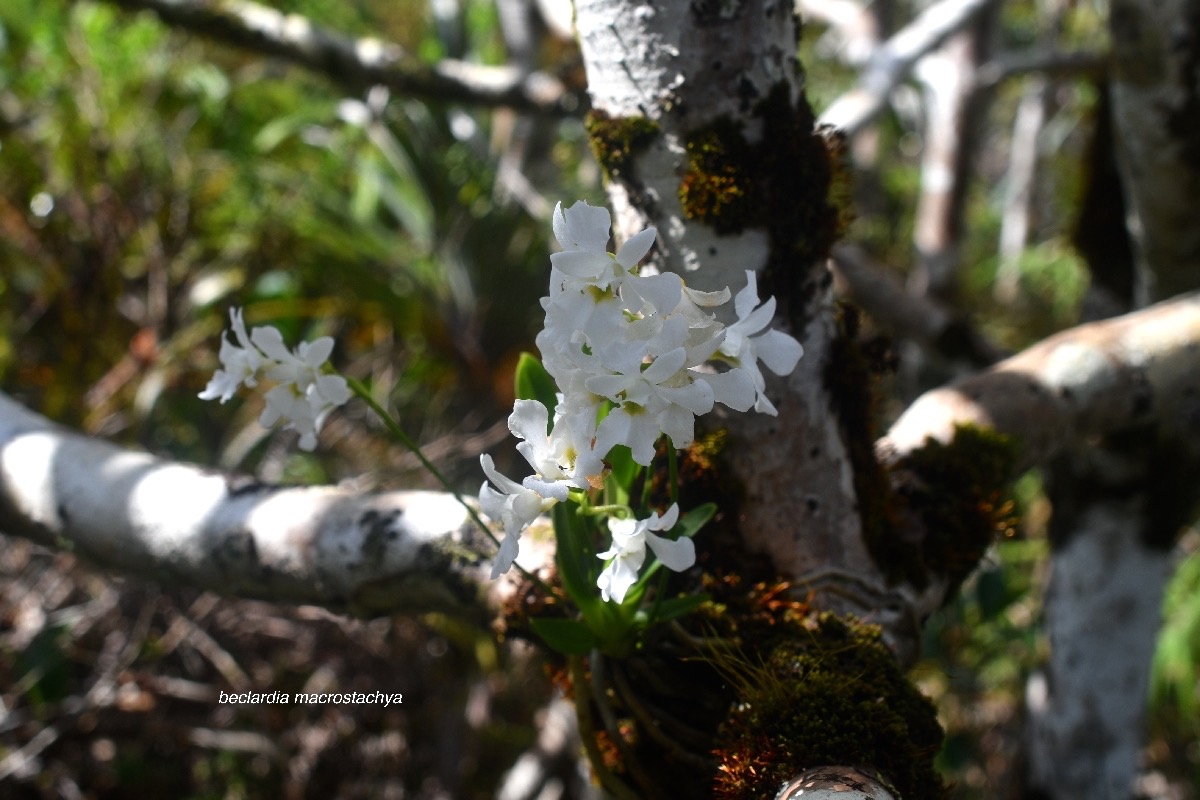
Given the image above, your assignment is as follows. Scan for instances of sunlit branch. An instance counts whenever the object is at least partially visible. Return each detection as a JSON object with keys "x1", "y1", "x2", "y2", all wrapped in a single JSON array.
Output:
[
  {"x1": 879, "y1": 290, "x2": 1200, "y2": 470},
  {"x1": 0, "y1": 391, "x2": 537, "y2": 618},
  {"x1": 93, "y1": 0, "x2": 583, "y2": 117}
]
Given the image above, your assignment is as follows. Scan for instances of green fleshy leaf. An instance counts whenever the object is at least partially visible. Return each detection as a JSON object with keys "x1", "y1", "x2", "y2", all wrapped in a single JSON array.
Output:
[
  {"x1": 675, "y1": 502, "x2": 717, "y2": 538},
  {"x1": 553, "y1": 502, "x2": 600, "y2": 613},
  {"x1": 530, "y1": 617, "x2": 597, "y2": 655},
  {"x1": 648, "y1": 593, "x2": 710, "y2": 624},
  {"x1": 603, "y1": 444, "x2": 638, "y2": 506},
  {"x1": 513, "y1": 352, "x2": 558, "y2": 425}
]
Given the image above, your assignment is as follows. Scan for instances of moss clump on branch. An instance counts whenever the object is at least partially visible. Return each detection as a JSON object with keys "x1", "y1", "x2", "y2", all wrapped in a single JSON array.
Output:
[
  {"x1": 680, "y1": 117, "x2": 755, "y2": 233},
  {"x1": 895, "y1": 425, "x2": 1019, "y2": 590},
  {"x1": 822, "y1": 305, "x2": 1019, "y2": 591},
  {"x1": 677, "y1": 83, "x2": 848, "y2": 311},
  {"x1": 584, "y1": 110, "x2": 661, "y2": 181},
  {"x1": 712, "y1": 612, "x2": 948, "y2": 800}
]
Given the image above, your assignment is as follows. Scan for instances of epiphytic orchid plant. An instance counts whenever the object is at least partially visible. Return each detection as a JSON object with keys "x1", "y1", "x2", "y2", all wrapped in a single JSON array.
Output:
[
  {"x1": 199, "y1": 200, "x2": 803, "y2": 657},
  {"x1": 478, "y1": 200, "x2": 803, "y2": 655}
]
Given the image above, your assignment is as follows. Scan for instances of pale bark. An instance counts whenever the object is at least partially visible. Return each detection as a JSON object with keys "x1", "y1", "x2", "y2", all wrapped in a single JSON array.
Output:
[
  {"x1": 908, "y1": 15, "x2": 992, "y2": 301},
  {"x1": 17, "y1": 0, "x2": 1200, "y2": 794},
  {"x1": 1020, "y1": 3, "x2": 1200, "y2": 796},
  {"x1": 574, "y1": 0, "x2": 896, "y2": 644},
  {"x1": 1024, "y1": 464, "x2": 1174, "y2": 799},
  {"x1": 775, "y1": 767, "x2": 896, "y2": 799},
  {"x1": 572, "y1": 0, "x2": 940, "y2": 793},
  {"x1": 573, "y1": 0, "x2": 788, "y2": 295},
  {"x1": 993, "y1": 76, "x2": 1050, "y2": 301},
  {"x1": 0, "y1": 391, "x2": 513, "y2": 619}
]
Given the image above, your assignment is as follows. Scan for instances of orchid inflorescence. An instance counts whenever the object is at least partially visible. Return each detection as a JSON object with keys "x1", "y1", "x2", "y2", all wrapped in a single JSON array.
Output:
[
  {"x1": 198, "y1": 199, "x2": 803, "y2": 625},
  {"x1": 478, "y1": 200, "x2": 803, "y2": 604},
  {"x1": 198, "y1": 308, "x2": 351, "y2": 451}
]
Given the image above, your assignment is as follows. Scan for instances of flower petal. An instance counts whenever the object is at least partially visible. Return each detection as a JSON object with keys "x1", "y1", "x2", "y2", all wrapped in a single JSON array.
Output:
[
  {"x1": 250, "y1": 326, "x2": 292, "y2": 362},
  {"x1": 699, "y1": 369, "x2": 755, "y2": 412},
  {"x1": 755, "y1": 329, "x2": 804, "y2": 375},
  {"x1": 733, "y1": 270, "x2": 760, "y2": 320},
  {"x1": 645, "y1": 533, "x2": 695, "y2": 572},
  {"x1": 298, "y1": 336, "x2": 335, "y2": 367},
  {"x1": 652, "y1": 503, "x2": 680, "y2": 531},
  {"x1": 615, "y1": 227, "x2": 657, "y2": 268},
  {"x1": 550, "y1": 250, "x2": 613, "y2": 281},
  {"x1": 491, "y1": 530, "x2": 521, "y2": 578},
  {"x1": 313, "y1": 374, "x2": 352, "y2": 406},
  {"x1": 623, "y1": 271, "x2": 682, "y2": 316},
  {"x1": 480, "y1": 454, "x2": 525, "y2": 496},
  {"x1": 554, "y1": 200, "x2": 612, "y2": 252}
]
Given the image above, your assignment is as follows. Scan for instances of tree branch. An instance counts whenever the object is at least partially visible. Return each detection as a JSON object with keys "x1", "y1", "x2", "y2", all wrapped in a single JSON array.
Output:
[
  {"x1": 818, "y1": 0, "x2": 1001, "y2": 137},
  {"x1": 0, "y1": 391, "x2": 519, "y2": 619},
  {"x1": 971, "y1": 48, "x2": 1107, "y2": 93},
  {"x1": 93, "y1": 0, "x2": 583, "y2": 117},
  {"x1": 878, "y1": 290, "x2": 1200, "y2": 470},
  {"x1": 830, "y1": 244, "x2": 1006, "y2": 366}
]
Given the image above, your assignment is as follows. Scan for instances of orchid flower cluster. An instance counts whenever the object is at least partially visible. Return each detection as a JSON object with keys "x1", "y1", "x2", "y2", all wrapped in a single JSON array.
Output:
[
  {"x1": 480, "y1": 201, "x2": 803, "y2": 605},
  {"x1": 198, "y1": 308, "x2": 351, "y2": 451}
]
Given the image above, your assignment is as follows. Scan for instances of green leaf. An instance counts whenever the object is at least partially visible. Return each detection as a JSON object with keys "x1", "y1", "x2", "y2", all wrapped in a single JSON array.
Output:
[
  {"x1": 603, "y1": 444, "x2": 639, "y2": 507},
  {"x1": 605, "y1": 444, "x2": 637, "y2": 491},
  {"x1": 552, "y1": 503, "x2": 600, "y2": 614},
  {"x1": 675, "y1": 502, "x2": 717, "y2": 538},
  {"x1": 514, "y1": 352, "x2": 559, "y2": 423},
  {"x1": 648, "y1": 593, "x2": 710, "y2": 624},
  {"x1": 530, "y1": 617, "x2": 596, "y2": 655}
]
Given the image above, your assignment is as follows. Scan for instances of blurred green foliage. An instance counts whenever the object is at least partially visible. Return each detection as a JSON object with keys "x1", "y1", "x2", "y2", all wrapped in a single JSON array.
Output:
[{"x1": 0, "y1": 0, "x2": 577, "y2": 489}]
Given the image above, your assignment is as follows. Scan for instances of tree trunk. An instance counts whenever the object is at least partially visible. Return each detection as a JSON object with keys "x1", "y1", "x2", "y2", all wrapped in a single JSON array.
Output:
[{"x1": 1021, "y1": 1, "x2": 1200, "y2": 796}]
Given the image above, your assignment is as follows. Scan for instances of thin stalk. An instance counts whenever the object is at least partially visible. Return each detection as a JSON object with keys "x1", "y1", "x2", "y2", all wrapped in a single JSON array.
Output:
[
  {"x1": 347, "y1": 377, "x2": 552, "y2": 593},
  {"x1": 668, "y1": 445, "x2": 679, "y2": 505}
]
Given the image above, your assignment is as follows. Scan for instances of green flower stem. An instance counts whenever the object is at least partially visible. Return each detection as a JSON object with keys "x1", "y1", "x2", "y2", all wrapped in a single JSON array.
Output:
[
  {"x1": 668, "y1": 444, "x2": 679, "y2": 506},
  {"x1": 580, "y1": 503, "x2": 631, "y2": 518},
  {"x1": 346, "y1": 378, "x2": 551, "y2": 592}
]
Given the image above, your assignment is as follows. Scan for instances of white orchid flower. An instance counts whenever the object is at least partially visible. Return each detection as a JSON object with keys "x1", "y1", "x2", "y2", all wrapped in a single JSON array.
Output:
[{"x1": 596, "y1": 504, "x2": 695, "y2": 603}]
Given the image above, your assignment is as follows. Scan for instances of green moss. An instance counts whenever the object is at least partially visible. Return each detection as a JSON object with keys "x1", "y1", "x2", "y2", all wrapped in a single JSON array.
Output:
[
  {"x1": 676, "y1": 84, "x2": 847, "y2": 314},
  {"x1": 886, "y1": 424, "x2": 1020, "y2": 591},
  {"x1": 821, "y1": 308, "x2": 1018, "y2": 591},
  {"x1": 584, "y1": 110, "x2": 660, "y2": 181},
  {"x1": 822, "y1": 303, "x2": 906, "y2": 576},
  {"x1": 680, "y1": 118, "x2": 754, "y2": 233},
  {"x1": 712, "y1": 613, "x2": 948, "y2": 799}
]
